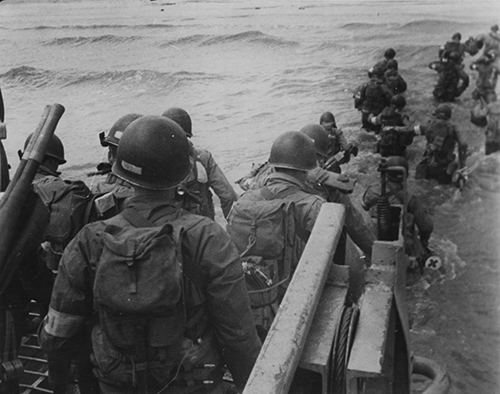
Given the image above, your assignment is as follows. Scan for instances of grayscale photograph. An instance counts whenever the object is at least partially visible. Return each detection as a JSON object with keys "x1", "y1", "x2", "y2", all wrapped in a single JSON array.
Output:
[{"x1": 0, "y1": 0, "x2": 498, "y2": 393}]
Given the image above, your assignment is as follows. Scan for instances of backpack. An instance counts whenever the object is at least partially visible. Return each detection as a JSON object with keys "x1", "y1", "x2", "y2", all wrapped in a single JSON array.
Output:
[
  {"x1": 33, "y1": 176, "x2": 92, "y2": 269},
  {"x1": 364, "y1": 81, "x2": 387, "y2": 114},
  {"x1": 427, "y1": 120, "x2": 456, "y2": 164},
  {"x1": 177, "y1": 154, "x2": 214, "y2": 219},
  {"x1": 378, "y1": 127, "x2": 400, "y2": 156},
  {"x1": 226, "y1": 187, "x2": 298, "y2": 337},
  {"x1": 92, "y1": 208, "x2": 186, "y2": 386}
]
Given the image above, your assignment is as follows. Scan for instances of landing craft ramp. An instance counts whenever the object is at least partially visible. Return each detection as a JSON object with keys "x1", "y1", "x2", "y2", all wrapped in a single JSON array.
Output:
[{"x1": 244, "y1": 202, "x2": 419, "y2": 394}]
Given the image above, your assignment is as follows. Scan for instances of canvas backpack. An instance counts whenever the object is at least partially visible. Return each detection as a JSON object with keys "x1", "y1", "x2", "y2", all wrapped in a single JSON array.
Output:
[
  {"x1": 33, "y1": 176, "x2": 92, "y2": 270},
  {"x1": 177, "y1": 153, "x2": 214, "y2": 219},
  {"x1": 226, "y1": 186, "x2": 299, "y2": 337},
  {"x1": 427, "y1": 120, "x2": 456, "y2": 164},
  {"x1": 92, "y1": 208, "x2": 187, "y2": 386}
]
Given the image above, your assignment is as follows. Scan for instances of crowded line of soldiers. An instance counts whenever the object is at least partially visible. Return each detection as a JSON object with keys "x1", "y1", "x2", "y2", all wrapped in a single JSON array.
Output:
[
  {"x1": 2, "y1": 27, "x2": 499, "y2": 393},
  {"x1": 9, "y1": 105, "x2": 428, "y2": 394}
]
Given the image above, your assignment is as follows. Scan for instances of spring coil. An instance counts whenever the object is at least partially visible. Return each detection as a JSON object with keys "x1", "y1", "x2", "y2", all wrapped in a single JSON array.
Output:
[{"x1": 377, "y1": 194, "x2": 393, "y2": 241}]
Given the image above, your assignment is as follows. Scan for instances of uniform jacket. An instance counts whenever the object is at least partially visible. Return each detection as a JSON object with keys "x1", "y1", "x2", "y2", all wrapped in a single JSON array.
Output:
[
  {"x1": 327, "y1": 127, "x2": 349, "y2": 156},
  {"x1": 40, "y1": 194, "x2": 261, "y2": 389},
  {"x1": 181, "y1": 147, "x2": 238, "y2": 219},
  {"x1": 262, "y1": 171, "x2": 325, "y2": 237},
  {"x1": 420, "y1": 119, "x2": 466, "y2": 165},
  {"x1": 359, "y1": 77, "x2": 393, "y2": 115}
]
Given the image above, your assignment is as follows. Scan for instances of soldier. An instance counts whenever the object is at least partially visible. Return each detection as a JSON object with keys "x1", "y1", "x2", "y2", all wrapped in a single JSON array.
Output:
[
  {"x1": 39, "y1": 116, "x2": 261, "y2": 394},
  {"x1": 384, "y1": 59, "x2": 407, "y2": 95},
  {"x1": 5, "y1": 134, "x2": 70, "y2": 340},
  {"x1": 476, "y1": 24, "x2": 500, "y2": 58},
  {"x1": 354, "y1": 65, "x2": 393, "y2": 132},
  {"x1": 319, "y1": 112, "x2": 358, "y2": 173},
  {"x1": 439, "y1": 33, "x2": 467, "y2": 64},
  {"x1": 162, "y1": 107, "x2": 238, "y2": 220},
  {"x1": 88, "y1": 114, "x2": 140, "y2": 222},
  {"x1": 368, "y1": 47, "x2": 397, "y2": 77},
  {"x1": 368, "y1": 95, "x2": 415, "y2": 157},
  {"x1": 415, "y1": 104, "x2": 468, "y2": 185},
  {"x1": 470, "y1": 50, "x2": 499, "y2": 103},
  {"x1": 91, "y1": 113, "x2": 142, "y2": 194},
  {"x1": 429, "y1": 51, "x2": 469, "y2": 102}
]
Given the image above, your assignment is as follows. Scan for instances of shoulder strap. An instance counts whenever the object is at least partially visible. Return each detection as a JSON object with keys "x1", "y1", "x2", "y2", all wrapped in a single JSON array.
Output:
[{"x1": 260, "y1": 185, "x2": 296, "y2": 201}]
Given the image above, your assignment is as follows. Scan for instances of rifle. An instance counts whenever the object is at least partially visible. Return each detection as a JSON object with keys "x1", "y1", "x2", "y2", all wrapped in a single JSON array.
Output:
[{"x1": 323, "y1": 144, "x2": 358, "y2": 173}]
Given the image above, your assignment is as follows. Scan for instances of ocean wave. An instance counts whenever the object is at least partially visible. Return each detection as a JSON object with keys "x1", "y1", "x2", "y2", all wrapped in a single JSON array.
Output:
[
  {"x1": 341, "y1": 22, "x2": 386, "y2": 30},
  {"x1": 43, "y1": 35, "x2": 143, "y2": 46},
  {"x1": 160, "y1": 34, "x2": 207, "y2": 47},
  {"x1": 0, "y1": 66, "x2": 223, "y2": 89},
  {"x1": 14, "y1": 23, "x2": 176, "y2": 31},
  {"x1": 397, "y1": 19, "x2": 476, "y2": 33},
  {"x1": 201, "y1": 30, "x2": 298, "y2": 47}
]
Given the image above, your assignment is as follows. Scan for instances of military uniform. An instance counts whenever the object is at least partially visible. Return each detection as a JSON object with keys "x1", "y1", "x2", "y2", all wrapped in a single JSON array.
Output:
[
  {"x1": 265, "y1": 171, "x2": 374, "y2": 257},
  {"x1": 179, "y1": 147, "x2": 238, "y2": 220},
  {"x1": 40, "y1": 194, "x2": 261, "y2": 393},
  {"x1": 415, "y1": 118, "x2": 467, "y2": 184},
  {"x1": 384, "y1": 68, "x2": 407, "y2": 95},
  {"x1": 357, "y1": 76, "x2": 393, "y2": 132},
  {"x1": 430, "y1": 61, "x2": 469, "y2": 102},
  {"x1": 327, "y1": 127, "x2": 349, "y2": 157},
  {"x1": 470, "y1": 57, "x2": 499, "y2": 103},
  {"x1": 369, "y1": 106, "x2": 414, "y2": 157}
]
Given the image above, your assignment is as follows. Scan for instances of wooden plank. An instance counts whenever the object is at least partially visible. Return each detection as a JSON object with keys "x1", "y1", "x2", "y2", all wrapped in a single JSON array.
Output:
[
  {"x1": 243, "y1": 203, "x2": 346, "y2": 394},
  {"x1": 299, "y1": 274, "x2": 348, "y2": 373},
  {"x1": 347, "y1": 283, "x2": 392, "y2": 376}
]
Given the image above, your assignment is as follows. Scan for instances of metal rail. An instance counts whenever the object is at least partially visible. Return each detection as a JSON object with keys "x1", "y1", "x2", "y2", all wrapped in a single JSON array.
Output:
[{"x1": 243, "y1": 203, "x2": 346, "y2": 394}]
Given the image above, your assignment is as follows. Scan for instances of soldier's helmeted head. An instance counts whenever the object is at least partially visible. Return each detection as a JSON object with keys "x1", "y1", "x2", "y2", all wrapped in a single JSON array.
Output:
[
  {"x1": 384, "y1": 48, "x2": 396, "y2": 60},
  {"x1": 269, "y1": 131, "x2": 317, "y2": 175},
  {"x1": 21, "y1": 133, "x2": 66, "y2": 173},
  {"x1": 100, "y1": 113, "x2": 142, "y2": 165},
  {"x1": 161, "y1": 107, "x2": 192, "y2": 138},
  {"x1": 112, "y1": 115, "x2": 191, "y2": 191}
]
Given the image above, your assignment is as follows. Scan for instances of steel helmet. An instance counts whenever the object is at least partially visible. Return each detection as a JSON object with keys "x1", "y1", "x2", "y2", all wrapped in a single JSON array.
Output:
[
  {"x1": 371, "y1": 63, "x2": 386, "y2": 78},
  {"x1": 384, "y1": 156, "x2": 408, "y2": 182},
  {"x1": 447, "y1": 51, "x2": 461, "y2": 62},
  {"x1": 319, "y1": 111, "x2": 337, "y2": 128},
  {"x1": 384, "y1": 48, "x2": 396, "y2": 60},
  {"x1": 433, "y1": 104, "x2": 452, "y2": 120},
  {"x1": 492, "y1": 24, "x2": 499, "y2": 33},
  {"x1": 161, "y1": 107, "x2": 192, "y2": 137},
  {"x1": 100, "y1": 113, "x2": 142, "y2": 147},
  {"x1": 299, "y1": 124, "x2": 329, "y2": 158},
  {"x1": 112, "y1": 115, "x2": 191, "y2": 190},
  {"x1": 452, "y1": 32, "x2": 462, "y2": 41},
  {"x1": 269, "y1": 131, "x2": 317, "y2": 172},
  {"x1": 386, "y1": 59, "x2": 398, "y2": 71},
  {"x1": 391, "y1": 94, "x2": 406, "y2": 109},
  {"x1": 23, "y1": 133, "x2": 66, "y2": 164}
]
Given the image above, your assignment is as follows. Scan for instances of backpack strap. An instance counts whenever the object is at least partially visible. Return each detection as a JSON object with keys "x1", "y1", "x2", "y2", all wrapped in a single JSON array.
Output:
[
  {"x1": 122, "y1": 208, "x2": 207, "y2": 336},
  {"x1": 260, "y1": 185, "x2": 296, "y2": 201}
]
